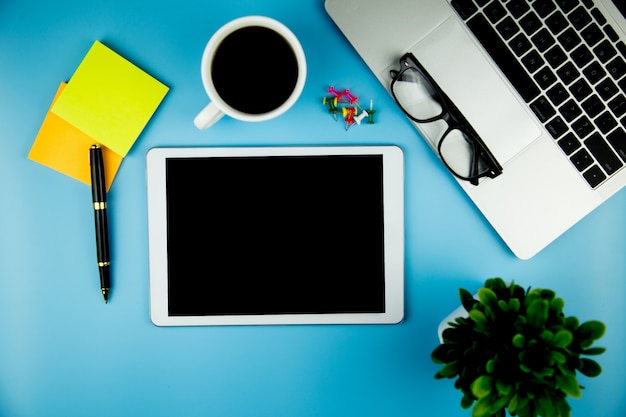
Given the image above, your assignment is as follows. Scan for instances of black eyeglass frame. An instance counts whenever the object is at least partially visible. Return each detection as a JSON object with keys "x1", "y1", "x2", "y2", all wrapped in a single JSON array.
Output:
[{"x1": 390, "y1": 53, "x2": 503, "y2": 185}]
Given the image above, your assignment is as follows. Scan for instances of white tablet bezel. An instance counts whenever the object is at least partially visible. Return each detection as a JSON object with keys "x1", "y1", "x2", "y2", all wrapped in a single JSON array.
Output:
[{"x1": 146, "y1": 146, "x2": 404, "y2": 326}]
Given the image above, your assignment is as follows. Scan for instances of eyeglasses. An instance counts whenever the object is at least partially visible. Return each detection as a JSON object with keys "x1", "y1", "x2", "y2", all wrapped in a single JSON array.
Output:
[{"x1": 390, "y1": 53, "x2": 502, "y2": 185}]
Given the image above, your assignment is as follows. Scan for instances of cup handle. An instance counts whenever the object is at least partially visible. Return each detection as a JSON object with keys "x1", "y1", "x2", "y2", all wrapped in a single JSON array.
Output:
[{"x1": 194, "y1": 102, "x2": 225, "y2": 130}]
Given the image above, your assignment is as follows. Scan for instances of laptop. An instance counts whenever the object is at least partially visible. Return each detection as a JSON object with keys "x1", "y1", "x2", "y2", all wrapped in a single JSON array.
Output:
[{"x1": 326, "y1": 0, "x2": 626, "y2": 259}]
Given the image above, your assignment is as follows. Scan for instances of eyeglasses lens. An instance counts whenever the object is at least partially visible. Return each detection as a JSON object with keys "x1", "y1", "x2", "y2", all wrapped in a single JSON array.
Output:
[
  {"x1": 392, "y1": 65, "x2": 492, "y2": 181},
  {"x1": 439, "y1": 129, "x2": 491, "y2": 179},
  {"x1": 392, "y1": 67, "x2": 443, "y2": 120}
]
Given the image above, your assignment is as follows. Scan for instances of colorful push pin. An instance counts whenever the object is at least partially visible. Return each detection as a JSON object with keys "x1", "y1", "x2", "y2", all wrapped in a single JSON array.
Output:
[
  {"x1": 366, "y1": 100, "x2": 376, "y2": 124},
  {"x1": 342, "y1": 107, "x2": 357, "y2": 130},
  {"x1": 322, "y1": 96, "x2": 340, "y2": 120},
  {"x1": 328, "y1": 86, "x2": 346, "y2": 100},
  {"x1": 354, "y1": 109, "x2": 368, "y2": 125},
  {"x1": 343, "y1": 89, "x2": 359, "y2": 105}
]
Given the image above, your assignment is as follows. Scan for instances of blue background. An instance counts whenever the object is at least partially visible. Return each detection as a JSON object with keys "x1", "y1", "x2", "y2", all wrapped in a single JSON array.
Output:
[{"x1": 1, "y1": 1, "x2": 624, "y2": 416}]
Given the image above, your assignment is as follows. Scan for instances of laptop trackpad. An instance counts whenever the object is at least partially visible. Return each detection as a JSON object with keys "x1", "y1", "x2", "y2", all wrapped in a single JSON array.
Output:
[{"x1": 410, "y1": 17, "x2": 542, "y2": 165}]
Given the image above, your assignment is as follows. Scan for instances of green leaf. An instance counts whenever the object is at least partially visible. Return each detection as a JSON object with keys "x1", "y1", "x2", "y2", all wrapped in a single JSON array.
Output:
[
  {"x1": 460, "y1": 288, "x2": 477, "y2": 312},
  {"x1": 582, "y1": 347, "x2": 606, "y2": 355},
  {"x1": 550, "y1": 297, "x2": 565, "y2": 314},
  {"x1": 508, "y1": 393, "x2": 520, "y2": 414},
  {"x1": 471, "y1": 375, "x2": 493, "y2": 399},
  {"x1": 508, "y1": 297, "x2": 521, "y2": 313},
  {"x1": 497, "y1": 299, "x2": 510, "y2": 312},
  {"x1": 438, "y1": 361, "x2": 459, "y2": 378},
  {"x1": 431, "y1": 344, "x2": 451, "y2": 364},
  {"x1": 579, "y1": 358, "x2": 602, "y2": 377},
  {"x1": 577, "y1": 320, "x2": 606, "y2": 341},
  {"x1": 478, "y1": 287, "x2": 498, "y2": 307},
  {"x1": 469, "y1": 309, "x2": 488, "y2": 324},
  {"x1": 551, "y1": 350, "x2": 567, "y2": 365},
  {"x1": 552, "y1": 329, "x2": 574, "y2": 348},
  {"x1": 512, "y1": 333, "x2": 525, "y2": 348},
  {"x1": 461, "y1": 394, "x2": 474, "y2": 409},
  {"x1": 527, "y1": 299, "x2": 549, "y2": 328},
  {"x1": 472, "y1": 397, "x2": 492, "y2": 417},
  {"x1": 495, "y1": 379, "x2": 512, "y2": 396},
  {"x1": 556, "y1": 374, "x2": 581, "y2": 398}
]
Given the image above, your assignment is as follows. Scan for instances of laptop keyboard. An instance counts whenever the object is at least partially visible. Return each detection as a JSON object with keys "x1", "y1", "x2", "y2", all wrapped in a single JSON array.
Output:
[{"x1": 451, "y1": 0, "x2": 626, "y2": 188}]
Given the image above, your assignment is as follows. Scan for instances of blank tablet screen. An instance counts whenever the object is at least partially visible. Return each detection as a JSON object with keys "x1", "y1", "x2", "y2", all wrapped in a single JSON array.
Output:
[{"x1": 165, "y1": 155, "x2": 385, "y2": 316}]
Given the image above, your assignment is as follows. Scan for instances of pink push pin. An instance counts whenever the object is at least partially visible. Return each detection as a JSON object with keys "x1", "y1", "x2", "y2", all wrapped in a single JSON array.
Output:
[
  {"x1": 328, "y1": 86, "x2": 346, "y2": 100},
  {"x1": 342, "y1": 89, "x2": 359, "y2": 105}
]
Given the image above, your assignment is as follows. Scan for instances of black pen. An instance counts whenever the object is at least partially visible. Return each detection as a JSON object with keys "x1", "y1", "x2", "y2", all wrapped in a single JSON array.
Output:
[{"x1": 89, "y1": 144, "x2": 111, "y2": 303}]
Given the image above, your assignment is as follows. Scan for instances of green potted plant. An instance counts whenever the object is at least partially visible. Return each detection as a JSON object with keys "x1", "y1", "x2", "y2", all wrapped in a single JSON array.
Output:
[{"x1": 431, "y1": 278, "x2": 606, "y2": 417}]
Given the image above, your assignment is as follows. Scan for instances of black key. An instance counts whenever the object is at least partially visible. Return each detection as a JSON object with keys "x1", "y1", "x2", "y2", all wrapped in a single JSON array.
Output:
[
  {"x1": 484, "y1": 1, "x2": 507, "y2": 23},
  {"x1": 557, "y1": 28, "x2": 582, "y2": 51},
  {"x1": 467, "y1": 14, "x2": 540, "y2": 102},
  {"x1": 569, "y1": 6, "x2": 592, "y2": 30},
  {"x1": 522, "y1": 50, "x2": 545, "y2": 73},
  {"x1": 509, "y1": 34, "x2": 532, "y2": 56},
  {"x1": 583, "y1": 62, "x2": 606, "y2": 84},
  {"x1": 558, "y1": 132, "x2": 582, "y2": 154},
  {"x1": 507, "y1": 0, "x2": 530, "y2": 18},
  {"x1": 520, "y1": 12, "x2": 543, "y2": 35},
  {"x1": 530, "y1": 96, "x2": 556, "y2": 122},
  {"x1": 559, "y1": 99, "x2": 582, "y2": 121},
  {"x1": 571, "y1": 45, "x2": 593, "y2": 67},
  {"x1": 546, "y1": 11, "x2": 569, "y2": 35},
  {"x1": 572, "y1": 115, "x2": 594, "y2": 138},
  {"x1": 535, "y1": 66, "x2": 558, "y2": 89},
  {"x1": 593, "y1": 40, "x2": 617, "y2": 63},
  {"x1": 570, "y1": 79, "x2": 593, "y2": 100},
  {"x1": 556, "y1": 0, "x2": 579, "y2": 13},
  {"x1": 532, "y1": 28, "x2": 556, "y2": 52},
  {"x1": 547, "y1": 83, "x2": 569, "y2": 106},
  {"x1": 617, "y1": 42, "x2": 626, "y2": 58},
  {"x1": 585, "y1": 132, "x2": 623, "y2": 174},
  {"x1": 547, "y1": 116, "x2": 569, "y2": 138},
  {"x1": 476, "y1": 0, "x2": 490, "y2": 6},
  {"x1": 607, "y1": 56, "x2": 626, "y2": 80},
  {"x1": 451, "y1": 0, "x2": 478, "y2": 20},
  {"x1": 620, "y1": 78, "x2": 626, "y2": 94},
  {"x1": 546, "y1": 45, "x2": 568, "y2": 68},
  {"x1": 533, "y1": 0, "x2": 557, "y2": 17},
  {"x1": 607, "y1": 128, "x2": 626, "y2": 161},
  {"x1": 595, "y1": 111, "x2": 618, "y2": 133},
  {"x1": 596, "y1": 78, "x2": 618, "y2": 100},
  {"x1": 590, "y1": 8, "x2": 608, "y2": 26},
  {"x1": 570, "y1": 148, "x2": 594, "y2": 171},
  {"x1": 556, "y1": 62, "x2": 579, "y2": 84},
  {"x1": 582, "y1": 94, "x2": 605, "y2": 117},
  {"x1": 604, "y1": 25, "x2": 620, "y2": 43},
  {"x1": 583, "y1": 165, "x2": 607, "y2": 187},
  {"x1": 608, "y1": 95, "x2": 626, "y2": 117},
  {"x1": 581, "y1": 23, "x2": 604, "y2": 47},
  {"x1": 496, "y1": 17, "x2": 520, "y2": 40}
]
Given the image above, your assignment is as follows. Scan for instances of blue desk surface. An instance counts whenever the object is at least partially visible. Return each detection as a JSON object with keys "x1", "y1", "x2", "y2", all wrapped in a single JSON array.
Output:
[{"x1": 1, "y1": 1, "x2": 624, "y2": 416}]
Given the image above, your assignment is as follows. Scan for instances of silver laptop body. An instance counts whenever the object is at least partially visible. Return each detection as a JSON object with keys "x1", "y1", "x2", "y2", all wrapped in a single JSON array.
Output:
[{"x1": 326, "y1": 0, "x2": 626, "y2": 259}]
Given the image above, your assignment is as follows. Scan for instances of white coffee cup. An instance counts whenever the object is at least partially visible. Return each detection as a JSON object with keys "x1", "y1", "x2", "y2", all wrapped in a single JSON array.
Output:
[{"x1": 194, "y1": 16, "x2": 307, "y2": 130}]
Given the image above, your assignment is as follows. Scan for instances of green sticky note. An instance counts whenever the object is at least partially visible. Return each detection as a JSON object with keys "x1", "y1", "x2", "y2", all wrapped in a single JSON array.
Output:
[{"x1": 51, "y1": 40, "x2": 169, "y2": 157}]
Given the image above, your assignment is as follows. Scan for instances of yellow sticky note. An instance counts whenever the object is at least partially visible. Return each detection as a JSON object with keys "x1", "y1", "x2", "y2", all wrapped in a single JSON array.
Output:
[
  {"x1": 51, "y1": 40, "x2": 169, "y2": 157},
  {"x1": 29, "y1": 82, "x2": 123, "y2": 191}
]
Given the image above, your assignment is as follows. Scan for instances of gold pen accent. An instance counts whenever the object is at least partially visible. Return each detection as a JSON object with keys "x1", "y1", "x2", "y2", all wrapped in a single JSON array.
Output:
[
  {"x1": 93, "y1": 202, "x2": 107, "y2": 210},
  {"x1": 98, "y1": 261, "x2": 111, "y2": 267}
]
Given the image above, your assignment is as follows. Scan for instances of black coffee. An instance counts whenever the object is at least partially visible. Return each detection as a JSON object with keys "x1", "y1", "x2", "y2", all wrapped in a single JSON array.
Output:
[{"x1": 211, "y1": 26, "x2": 299, "y2": 115}]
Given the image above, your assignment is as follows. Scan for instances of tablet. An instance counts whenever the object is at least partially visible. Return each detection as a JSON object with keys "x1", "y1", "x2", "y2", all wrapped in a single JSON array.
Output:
[{"x1": 146, "y1": 146, "x2": 404, "y2": 326}]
